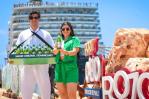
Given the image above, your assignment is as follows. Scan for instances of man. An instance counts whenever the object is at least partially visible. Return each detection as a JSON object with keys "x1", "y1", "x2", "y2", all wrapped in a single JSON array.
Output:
[{"x1": 16, "y1": 11, "x2": 54, "y2": 99}]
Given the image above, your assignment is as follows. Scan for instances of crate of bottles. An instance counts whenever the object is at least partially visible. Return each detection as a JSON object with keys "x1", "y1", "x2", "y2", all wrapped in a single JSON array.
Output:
[{"x1": 8, "y1": 44, "x2": 56, "y2": 65}]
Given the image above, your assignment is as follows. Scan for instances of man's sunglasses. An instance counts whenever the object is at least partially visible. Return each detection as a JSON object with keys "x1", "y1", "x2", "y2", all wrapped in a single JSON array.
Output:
[
  {"x1": 29, "y1": 16, "x2": 39, "y2": 20},
  {"x1": 62, "y1": 28, "x2": 70, "y2": 31}
]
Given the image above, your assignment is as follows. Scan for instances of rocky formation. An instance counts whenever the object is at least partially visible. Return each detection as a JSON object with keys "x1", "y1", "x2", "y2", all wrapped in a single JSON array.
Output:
[
  {"x1": 106, "y1": 28, "x2": 149, "y2": 73},
  {"x1": 125, "y1": 58, "x2": 149, "y2": 72}
]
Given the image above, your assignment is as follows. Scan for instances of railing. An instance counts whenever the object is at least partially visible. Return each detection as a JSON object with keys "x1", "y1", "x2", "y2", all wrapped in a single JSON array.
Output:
[{"x1": 13, "y1": 2, "x2": 98, "y2": 8}]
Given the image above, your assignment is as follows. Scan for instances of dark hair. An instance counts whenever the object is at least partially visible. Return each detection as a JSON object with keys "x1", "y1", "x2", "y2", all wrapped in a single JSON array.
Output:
[
  {"x1": 28, "y1": 11, "x2": 40, "y2": 19},
  {"x1": 60, "y1": 22, "x2": 75, "y2": 39}
]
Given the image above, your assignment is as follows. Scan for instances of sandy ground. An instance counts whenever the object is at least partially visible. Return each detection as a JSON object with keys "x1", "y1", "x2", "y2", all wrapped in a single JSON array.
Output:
[
  {"x1": 0, "y1": 88, "x2": 88, "y2": 99},
  {"x1": 0, "y1": 89, "x2": 9, "y2": 99}
]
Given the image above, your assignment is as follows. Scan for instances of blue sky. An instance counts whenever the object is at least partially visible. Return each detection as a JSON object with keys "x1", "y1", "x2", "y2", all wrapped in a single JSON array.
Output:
[{"x1": 0, "y1": 0, "x2": 149, "y2": 66}]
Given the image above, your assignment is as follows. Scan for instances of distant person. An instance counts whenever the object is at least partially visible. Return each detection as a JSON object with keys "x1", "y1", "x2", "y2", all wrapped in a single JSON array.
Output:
[
  {"x1": 16, "y1": 11, "x2": 54, "y2": 99},
  {"x1": 53, "y1": 22, "x2": 80, "y2": 99}
]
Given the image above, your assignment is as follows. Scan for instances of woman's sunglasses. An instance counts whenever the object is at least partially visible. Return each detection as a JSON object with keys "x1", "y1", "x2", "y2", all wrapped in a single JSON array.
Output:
[
  {"x1": 62, "y1": 28, "x2": 70, "y2": 31},
  {"x1": 29, "y1": 16, "x2": 39, "y2": 20}
]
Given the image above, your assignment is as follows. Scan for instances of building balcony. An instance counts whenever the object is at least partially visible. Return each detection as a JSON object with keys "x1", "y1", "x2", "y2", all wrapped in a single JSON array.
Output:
[
  {"x1": 12, "y1": 13, "x2": 99, "y2": 19},
  {"x1": 12, "y1": 32, "x2": 19, "y2": 37},
  {"x1": 13, "y1": 9, "x2": 98, "y2": 15},
  {"x1": 12, "y1": 21, "x2": 99, "y2": 28},
  {"x1": 13, "y1": 2, "x2": 98, "y2": 10},
  {"x1": 12, "y1": 15, "x2": 99, "y2": 24}
]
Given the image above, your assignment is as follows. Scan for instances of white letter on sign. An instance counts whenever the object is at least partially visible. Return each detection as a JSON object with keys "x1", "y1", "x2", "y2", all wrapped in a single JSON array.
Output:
[
  {"x1": 85, "y1": 61, "x2": 92, "y2": 83},
  {"x1": 93, "y1": 56, "x2": 101, "y2": 82},
  {"x1": 137, "y1": 72, "x2": 149, "y2": 99},
  {"x1": 113, "y1": 70, "x2": 130, "y2": 98},
  {"x1": 102, "y1": 76, "x2": 115, "y2": 99},
  {"x1": 128, "y1": 72, "x2": 139, "y2": 99}
]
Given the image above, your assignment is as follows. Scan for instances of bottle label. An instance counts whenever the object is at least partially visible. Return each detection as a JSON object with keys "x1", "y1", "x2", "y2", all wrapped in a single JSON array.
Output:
[{"x1": 57, "y1": 42, "x2": 61, "y2": 49}]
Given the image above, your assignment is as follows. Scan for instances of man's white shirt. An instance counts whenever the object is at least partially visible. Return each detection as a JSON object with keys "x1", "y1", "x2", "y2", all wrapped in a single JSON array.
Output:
[{"x1": 16, "y1": 27, "x2": 55, "y2": 48}]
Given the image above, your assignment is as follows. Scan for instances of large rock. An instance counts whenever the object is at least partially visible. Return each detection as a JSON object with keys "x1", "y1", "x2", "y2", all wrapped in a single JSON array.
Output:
[
  {"x1": 106, "y1": 28, "x2": 149, "y2": 73},
  {"x1": 125, "y1": 58, "x2": 149, "y2": 72}
]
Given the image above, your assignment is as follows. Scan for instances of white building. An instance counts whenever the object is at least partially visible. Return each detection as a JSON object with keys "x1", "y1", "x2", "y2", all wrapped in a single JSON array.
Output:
[{"x1": 8, "y1": 0, "x2": 102, "y2": 55}]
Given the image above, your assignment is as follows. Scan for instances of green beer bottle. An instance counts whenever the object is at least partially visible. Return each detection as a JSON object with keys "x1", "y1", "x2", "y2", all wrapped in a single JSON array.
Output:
[
  {"x1": 40, "y1": 45, "x2": 45, "y2": 54},
  {"x1": 32, "y1": 45, "x2": 36, "y2": 54},
  {"x1": 47, "y1": 46, "x2": 52, "y2": 54},
  {"x1": 15, "y1": 48, "x2": 20, "y2": 54},
  {"x1": 43, "y1": 46, "x2": 47, "y2": 54},
  {"x1": 23, "y1": 46, "x2": 27, "y2": 54},
  {"x1": 56, "y1": 35, "x2": 64, "y2": 57},
  {"x1": 20, "y1": 46, "x2": 24, "y2": 54},
  {"x1": 29, "y1": 46, "x2": 33, "y2": 54},
  {"x1": 38, "y1": 44, "x2": 42, "y2": 54},
  {"x1": 56, "y1": 35, "x2": 63, "y2": 49},
  {"x1": 26, "y1": 45, "x2": 30, "y2": 54}
]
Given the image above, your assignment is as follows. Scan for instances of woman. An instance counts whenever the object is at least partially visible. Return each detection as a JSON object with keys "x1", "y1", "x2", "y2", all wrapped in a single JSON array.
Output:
[{"x1": 53, "y1": 22, "x2": 80, "y2": 99}]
